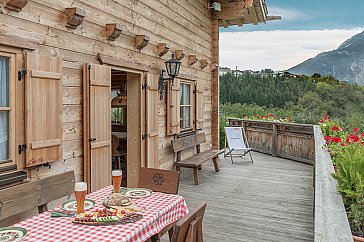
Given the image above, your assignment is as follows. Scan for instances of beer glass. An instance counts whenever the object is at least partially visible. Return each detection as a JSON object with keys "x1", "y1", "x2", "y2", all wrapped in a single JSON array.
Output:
[
  {"x1": 74, "y1": 182, "x2": 87, "y2": 214},
  {"x1": 112, "y1": 170, "x2": 122, "y2": 193}
]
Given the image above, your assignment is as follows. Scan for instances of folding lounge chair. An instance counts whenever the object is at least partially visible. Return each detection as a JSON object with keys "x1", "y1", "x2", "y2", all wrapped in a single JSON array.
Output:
[{"x1": 224, "y1": 127, "x2": 254, "y2": 164}]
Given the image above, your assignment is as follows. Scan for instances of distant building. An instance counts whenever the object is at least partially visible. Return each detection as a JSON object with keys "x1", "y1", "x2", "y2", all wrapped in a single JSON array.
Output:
[{"x1": 219, "y1": 67, "x2": 232, "y2": 75}]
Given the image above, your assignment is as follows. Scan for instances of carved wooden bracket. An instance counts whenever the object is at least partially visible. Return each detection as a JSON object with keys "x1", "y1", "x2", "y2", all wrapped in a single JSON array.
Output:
[
  {"x1": 200, "y1": 59, "x2": 208, "y2": 69},
  {"x1": 3, "y1": 0, "x2": 29, "y2": 11},
  {"x1": 188, "y1": 55, "x2": 198, "y2": 66},
  {"x1": 157, "y1": 43, "x2": 169, "y2": 57},
  {"x1": 65, "y1": 7, "x2": 86, "y2": 29},
  {"x1": 135, "y1": 35, "x2": 150, "y2": 50},
  {"x1": 209, "y1": 62, "x2": 218, "y2": 72},
  {"x1": 175, "y1": 50, "x2": 185, "y2": 61},
  {"x1": 106, "y1": 23, "x2": 122, "y2": 41}
]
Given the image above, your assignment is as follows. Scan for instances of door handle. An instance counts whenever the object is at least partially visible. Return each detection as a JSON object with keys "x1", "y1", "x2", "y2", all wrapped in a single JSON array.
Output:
[{"x1": 89, "y1": 138, "x2": 96, "y2": 142}]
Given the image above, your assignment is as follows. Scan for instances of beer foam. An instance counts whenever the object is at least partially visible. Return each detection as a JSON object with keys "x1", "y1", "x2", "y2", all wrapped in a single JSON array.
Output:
[
  {"x1": 112, "y1": 170, "x2": 122, "y2": 176},
  {"x1": 74, "y1": 182, "x2": 87, "y2": 191}
]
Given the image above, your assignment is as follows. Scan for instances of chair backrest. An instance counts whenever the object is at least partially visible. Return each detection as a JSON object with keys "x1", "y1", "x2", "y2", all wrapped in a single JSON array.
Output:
[
  {"x1": 171, "y1": 133, "x2": 206, "y2": 153},
  {"x1": 224, "y1": 127, "x2": 248, "y2": 149},
  {"x1": 112, "y1": 134, "x2": 120, "y2": 155},
  {"x1": 138, "y1": 167, "x2": 180, "y2": 194},
  {"x1": 171, "y1": 202, "x2": 207, "y2": 242},
  {"x1": 0, "y1": 171, "x2": 75, "y2": 222}
]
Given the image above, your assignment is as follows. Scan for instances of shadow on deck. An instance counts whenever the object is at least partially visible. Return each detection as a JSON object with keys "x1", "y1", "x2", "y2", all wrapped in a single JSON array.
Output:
[{"x1": 177, "y1": 152, "x2": 314, "y2": 242}]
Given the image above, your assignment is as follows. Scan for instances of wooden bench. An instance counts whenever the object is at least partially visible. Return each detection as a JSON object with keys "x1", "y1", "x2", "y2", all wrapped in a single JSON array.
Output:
[
  {"x1": 171, "y1": 133, "x2": 223, "y2": 185},
  {"x1": 0, "y1": 171, "x2": 75, "y2": 226}
]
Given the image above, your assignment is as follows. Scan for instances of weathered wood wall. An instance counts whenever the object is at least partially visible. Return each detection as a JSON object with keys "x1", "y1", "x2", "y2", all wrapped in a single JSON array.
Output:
[
  {"x1": 0, "y1": 0, "x2": 214, "y2": 181},
  {"x1": 228, "y1": 119, "x2": 315, "y2": 164}
]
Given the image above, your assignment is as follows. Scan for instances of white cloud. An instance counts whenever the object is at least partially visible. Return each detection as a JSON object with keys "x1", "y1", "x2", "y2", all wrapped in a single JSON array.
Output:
[
  {"x1": 220, "y1": 28, "x2": 364, "y2": 71},
  {"x1": 268, "y1": 7, "x2": 306, "y2": 20}
]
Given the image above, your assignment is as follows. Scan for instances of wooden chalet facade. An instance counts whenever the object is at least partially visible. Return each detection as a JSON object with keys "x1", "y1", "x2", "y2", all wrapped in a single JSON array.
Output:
[{"x1": 0, "y1": 0, "x2": 273, "y2": 205}]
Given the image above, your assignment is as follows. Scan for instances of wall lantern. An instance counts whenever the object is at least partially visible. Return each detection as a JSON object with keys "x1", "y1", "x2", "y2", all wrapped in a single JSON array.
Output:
[{"x1": 158, "y1": 54, "x2": 181, "y2": 100}]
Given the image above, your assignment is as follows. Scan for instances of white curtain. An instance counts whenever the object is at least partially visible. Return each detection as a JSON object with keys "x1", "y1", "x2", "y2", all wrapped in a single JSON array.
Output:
[{"x1": 0, "y1": 57, "x2": 9, "y2": 161}]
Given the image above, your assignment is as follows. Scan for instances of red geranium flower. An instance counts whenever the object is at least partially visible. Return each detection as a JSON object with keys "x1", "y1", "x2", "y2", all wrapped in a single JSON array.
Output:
[
  {"x1": 324, "y1": 136, "x2": 331, "y2": 141},
  {"x1": 331, "y1": 126, "x2": 340, "y2": 131},
  {"x1": 353, "y1": 127, "x2": 359, "y2": 132},
  {"x1": 319, "y1": 120, "x2": 324, "y2": 123},
  {"x1": 341, "y1": 143, "x2": 347, "y2": 147}
]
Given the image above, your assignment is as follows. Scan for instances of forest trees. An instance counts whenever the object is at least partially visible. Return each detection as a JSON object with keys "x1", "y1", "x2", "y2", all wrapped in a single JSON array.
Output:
[{"x1": 220, "y1": 72, "x2": 364, "y2": 129}]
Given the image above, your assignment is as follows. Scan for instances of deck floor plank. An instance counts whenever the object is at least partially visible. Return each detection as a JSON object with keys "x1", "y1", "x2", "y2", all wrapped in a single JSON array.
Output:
[{"x1": 169, "y1": 152, "x2": 314, "y2": 242}]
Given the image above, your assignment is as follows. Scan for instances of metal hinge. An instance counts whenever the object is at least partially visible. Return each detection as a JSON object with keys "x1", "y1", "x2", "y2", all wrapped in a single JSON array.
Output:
[
  {"x1": 142, "y1": 83, "x2": 147, "y2": 89},
  {"x1": 142, "y1": 133, "x2": 149, "y2": 140},
  {"x1": 18, "y1": 70, "x2": 26, "y2": 81},
  {"x1": 18, "y1": 144, "x2": 27, "y2": 155}
]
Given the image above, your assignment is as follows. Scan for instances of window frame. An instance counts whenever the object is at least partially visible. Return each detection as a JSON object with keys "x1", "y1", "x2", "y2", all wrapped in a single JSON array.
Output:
[
  {"x1": 0, "y1": 46, "x2": 24, "y2": 170},
  {"x1": 179, "y1": 80, "x2": 195, "y2": 132}
]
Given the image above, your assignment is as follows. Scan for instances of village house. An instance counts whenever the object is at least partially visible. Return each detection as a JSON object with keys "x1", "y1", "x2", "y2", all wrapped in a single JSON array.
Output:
[{"x1": 0, "y1": 0, "x2": 275, "y2": 225}]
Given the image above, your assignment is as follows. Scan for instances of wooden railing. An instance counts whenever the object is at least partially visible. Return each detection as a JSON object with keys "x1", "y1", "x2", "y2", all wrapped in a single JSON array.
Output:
[
  {"x1": 228, "y1": 118, "x2": 315, "y2": 164},
  {"x1": 227, "y1": 118, "x2": 353, "y2": 241},
  {"x1": 313, "y1": 126, "x2": 353, "y2": 242}
]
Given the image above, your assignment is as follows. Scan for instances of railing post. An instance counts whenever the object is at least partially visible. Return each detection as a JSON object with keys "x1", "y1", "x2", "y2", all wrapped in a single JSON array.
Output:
[{"x1": 271, "y1": 124, "x2": 277, "y2": 157}]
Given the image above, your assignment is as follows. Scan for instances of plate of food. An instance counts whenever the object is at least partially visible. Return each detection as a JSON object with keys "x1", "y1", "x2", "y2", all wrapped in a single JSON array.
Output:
[
  {"x1": 0, "y1": 227, "x2": 27, "y2": 242},
  {"x1": 125, "y1": 188, "x2": 153, "y2": 199},
  {"x1": 61, "y1": 199, "x2": 95, "y2": 212},
  {"x1": 103, "y1": 193, "x2": 142, "y2": 212},
  {"x1": 72, "y1": 208, "x2": 143, "y2": 226},
  {"x1": 104, "y1": 193, "x2": 133, "y2": 207}
]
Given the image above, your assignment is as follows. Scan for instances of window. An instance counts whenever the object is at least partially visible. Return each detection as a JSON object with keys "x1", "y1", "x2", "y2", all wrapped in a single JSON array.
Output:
[
  {"x1": 180, "y1": 81, "x2": 193, "y2": 130},
  {"x1": 0, "y1": 56, "x2": 10, "y2": 162},
  {"x1": 167, "y1": 79, "x2": 203, "y2": 135}
]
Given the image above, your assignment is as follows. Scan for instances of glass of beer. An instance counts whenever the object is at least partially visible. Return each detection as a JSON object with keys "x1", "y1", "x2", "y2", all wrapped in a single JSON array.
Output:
[
  {"x1": 74, "y1": 182, "x2": 87, "y2": 214},
  {"x1": 112, "y1": 170, "x2": 122, "y2": 193}
]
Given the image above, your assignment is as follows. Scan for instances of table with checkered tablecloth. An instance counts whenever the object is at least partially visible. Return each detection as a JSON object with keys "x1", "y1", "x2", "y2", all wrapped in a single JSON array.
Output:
[{"x1": 13, "y1": 186, "x2": 189, "y2": 242}]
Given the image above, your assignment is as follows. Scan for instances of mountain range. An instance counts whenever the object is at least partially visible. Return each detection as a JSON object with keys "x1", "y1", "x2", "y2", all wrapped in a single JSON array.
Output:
[{"x1": 289, "y1": 31, "x2": 364, "y2": 86}]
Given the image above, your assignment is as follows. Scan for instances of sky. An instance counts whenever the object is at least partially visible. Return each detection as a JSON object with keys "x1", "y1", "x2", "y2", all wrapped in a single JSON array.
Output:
[{"x1": 219, "y1": 0, "x2": 364, "y2": 71}]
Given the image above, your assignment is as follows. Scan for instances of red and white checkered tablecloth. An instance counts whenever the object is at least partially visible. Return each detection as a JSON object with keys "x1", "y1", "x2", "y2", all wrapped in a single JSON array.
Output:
[{"x1": 13, "y1": 186, "x2": 189, "y2": 242}]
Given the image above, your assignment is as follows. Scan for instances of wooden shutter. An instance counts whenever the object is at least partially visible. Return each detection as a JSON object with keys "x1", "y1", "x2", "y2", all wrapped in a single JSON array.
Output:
[
  {"x1": 25, "y1": 53, "x2": 62, "y2": 167},
  {"x1": 145, "y1": 73, "x2": 159, "y2": 168},
  {"x1": 167, "y1": 79, "x2": 180, "y2": 135},
  {"x1": 84, "y1": 64, "x2": 112, "y2": 192},
  {"x1": 195, "y1": 82, "x2": 204, "y2": 130}
]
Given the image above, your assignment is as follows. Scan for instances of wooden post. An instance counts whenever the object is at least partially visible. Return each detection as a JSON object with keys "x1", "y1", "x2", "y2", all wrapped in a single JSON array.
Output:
[
  {"x1": 271, "y1": 124, "x2": 277, "y2": 157},
  {"x1": 211, "y1": 20, "x2": 219, "y2": 150}
]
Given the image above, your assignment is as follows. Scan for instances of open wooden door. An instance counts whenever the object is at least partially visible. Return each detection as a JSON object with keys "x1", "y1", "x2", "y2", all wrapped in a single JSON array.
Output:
[
  {"x1": 83, "y1": 64, "x2": 112, "y2": 192},
  {"x1": 145, "y1": 73, "x2": 159, "y2": 168}
]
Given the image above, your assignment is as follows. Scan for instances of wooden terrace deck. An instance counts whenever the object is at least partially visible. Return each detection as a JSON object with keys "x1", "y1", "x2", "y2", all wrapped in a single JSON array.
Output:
[{"x1": 174, "y1": 152, "x2": 314, "y2": 242}]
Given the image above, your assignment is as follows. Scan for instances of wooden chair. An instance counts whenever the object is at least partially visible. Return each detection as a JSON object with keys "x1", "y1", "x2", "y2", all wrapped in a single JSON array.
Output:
[
  {"x1": 171, "y1": 202, "x2": 207, "y2": 242},
  {"x1": 224, "y1": 127, "x2": 253, "y2": 164},
  {"x1": 139, "y1": 167, "x2": 180, "y2": 242},
  {"x1": 0, "y1": 171, "x2": 75, "y2": 227},
  {"x1": 139, "y1": 167, "x2": 180, "y2": 194},
  {"x1": 112, "y1": 134, "x2": 123, "y2": 169}
]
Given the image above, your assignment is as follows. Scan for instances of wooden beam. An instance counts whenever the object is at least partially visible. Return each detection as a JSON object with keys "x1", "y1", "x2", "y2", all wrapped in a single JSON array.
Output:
[
  {"x1": 3, "y1": 0, "x2": 28, "y2": 11},
  {"x1": 199, "y1": 59, "x2": 208, "y2": 69},
  {"x1": 135, "y1": 35, "x2": 150, "y2": 50},
  {"x1": 175, "y1": 50, "x2": 185, "y2": 61},
  {"x1": 157, "y1": 43, "x2": 169, "y2": 57},
  {"x1": 106, "y1": 23, "x2": 122, "y2": 41},
  {"x1": 65, "y1": 7, "x2": 86, "y2": 29},
  {"x1": 267, "y1": 16, "x2": 282, "y2": 21},
  {"x1": 211, "y1": 20, "x2": 219, "y2": 149},
  {"x1": 188, "y1": 55, "x2": 198, "y2": 66}
]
